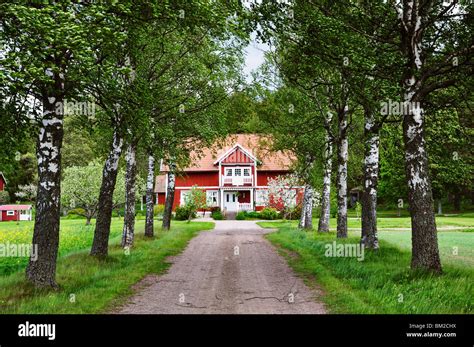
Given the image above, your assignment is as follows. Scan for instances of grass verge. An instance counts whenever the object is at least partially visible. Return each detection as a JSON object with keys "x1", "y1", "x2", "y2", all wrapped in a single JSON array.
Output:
[
  {"x1": 260, "y1": 221, "x2": 473, "y2": 314},
  {"x1": 0, "y1": 220, "x2": 213, "y2": 314}
]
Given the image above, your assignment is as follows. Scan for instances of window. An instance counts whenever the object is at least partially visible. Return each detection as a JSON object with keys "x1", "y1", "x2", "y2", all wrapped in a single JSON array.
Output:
[
  {"x1": 243, "y1": 168, "x2": 250, "y2": 176},
  {"x1": 225, "y1": 168, "x2": 233, "y2": 176},
  {"x1": 206, "y1": 191, "x2": 218, "y2": 206},
  {"x1": 234, "y1": 168, "x2": 242, "y2": 176},
  {"x1": 180, "y1": 190, "x2": 190, "y2": 206},
  {"x1": 288, "y1": 192, "x2": 297, "y2": 208},
  {"x1": 256, "y1": 190, "x2": 268, "y2": 206},
  {"x1": 6, "y1": 211, "x2": 15, "y2": 216}
]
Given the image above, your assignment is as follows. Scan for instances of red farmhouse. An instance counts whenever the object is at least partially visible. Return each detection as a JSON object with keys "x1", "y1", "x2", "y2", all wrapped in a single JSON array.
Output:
[{"x1": 155, "y1": 134, "x2": 302, "y2": 212}]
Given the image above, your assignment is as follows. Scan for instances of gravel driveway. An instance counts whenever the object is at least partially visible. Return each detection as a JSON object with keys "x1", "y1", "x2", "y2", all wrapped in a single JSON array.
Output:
[{"x1": 116, "y1": 220, "x2": 326, "y2": 314}]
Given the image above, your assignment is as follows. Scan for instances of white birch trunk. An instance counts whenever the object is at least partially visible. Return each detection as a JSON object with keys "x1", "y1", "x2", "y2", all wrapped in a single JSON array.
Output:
[
  {"x1": 318, "y1": 125, "x2": 333, "y2": 233},
  {"x1": 361, "y1": 112, "x2": 380, "y2": 249},
  {"x1": 121, "y1": 142, "x2": 137, "y2": 248},
  {"x1": 336, "y1": 107, "x2": 349, "y2": 238},
  {"x1": 145, "y1": 153, "x2": 155, "y2": 237}
]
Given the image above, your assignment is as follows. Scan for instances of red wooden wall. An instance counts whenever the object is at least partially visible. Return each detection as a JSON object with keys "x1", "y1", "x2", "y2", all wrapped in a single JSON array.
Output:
[
  {"x1": 175, "y1": 172, "x2": 219, "y2": 187},
  {"x1": 256, "y1": 171, "x2": 288, "y2": 186},
  {"x1": 1, "y1": 210, "x2": 19, "y2": 222}
]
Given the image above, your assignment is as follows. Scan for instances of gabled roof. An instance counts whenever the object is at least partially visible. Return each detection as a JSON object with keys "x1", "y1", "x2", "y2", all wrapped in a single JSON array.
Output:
[
  {"x1": 213, "y1": 143, "x2": 257, "y2": 164},
  {"x1": 0, "y1": 172, "x2": 6, "y2": 185},
  {"x1": 160, "y1": 134, "x2": 295, "y2": 172},
  {"x1": 0, "y1": 204, "x2": 32, "y2": 211}
]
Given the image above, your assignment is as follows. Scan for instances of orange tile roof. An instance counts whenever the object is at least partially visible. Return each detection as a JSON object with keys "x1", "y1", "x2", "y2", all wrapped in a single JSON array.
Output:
[{"x1": 160, "y1": 134, "x2": 295, "y2": 173}]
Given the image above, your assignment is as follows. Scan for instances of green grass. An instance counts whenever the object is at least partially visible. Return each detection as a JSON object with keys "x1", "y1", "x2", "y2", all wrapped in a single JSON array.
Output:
[
  {"x1": 322, "y1": 213, "x2": 474, "y2": 230},
  {"x1": 0, "y1": 219, "x2": 214, "y2": 314},
  {"x1": 259, "y1": 221, "x2": 473, "y2": 314},
  {"x1": 0, "y1": 218, "x2": 128, "y2": 275}
]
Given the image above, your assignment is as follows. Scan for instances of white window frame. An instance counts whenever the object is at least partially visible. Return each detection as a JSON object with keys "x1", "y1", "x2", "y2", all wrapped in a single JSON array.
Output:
[
  {"x1": 256, "y1": 190, "x2": 268, "y2": 206},
  {"x1": 224, "y1": 167, "x2": 252, "y2": 177},
  {"x1": 288, "y1": 192, "x2": 297, "y2": 208},
  {"x1": 180, "y1": 190, "x2": 191, "y2": 206},
  {"x1": 206, "y1": 190, "x2": 218, "y2": 206},
  {"x1": 6, "y1": 211, "x2": 15, "y2": 216}
]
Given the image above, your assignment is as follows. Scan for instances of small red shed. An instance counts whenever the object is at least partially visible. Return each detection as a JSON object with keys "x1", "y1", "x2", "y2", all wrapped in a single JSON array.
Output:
[{"x1": 0, "y1": 205, "x2": 33, "y2": 222}]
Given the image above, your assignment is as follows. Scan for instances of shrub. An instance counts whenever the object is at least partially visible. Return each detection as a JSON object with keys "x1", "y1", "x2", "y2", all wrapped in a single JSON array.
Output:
[
  {"x1": 154, "y1": 204, "x2": 165, "y2": 217},
  {"x1": 65, "y1": 208, "x2": 87, "y2": 219},
  {"x1": 210, "y1": 206, "x2": 220, "y2": 213},
  {"x1": 236, "y1": 211, "x2": 247, "y2": 220},
  {"x1": 175, "y1": 206, "x2": 196, "y2": 221},
  {"x1": 287, "y1": 204, "x2": 303, "y2": 220},
  {"x1": 260, "y1": 207, "x2": 279, "y2": 220},
  {"x1": 246, "y1": 211, "x2": 260, "y2": 219},
  {"x1": 0, "y1": 190, "x2": 10, "y2": 204},
  {"x1": 211, "y1": 210, "x2": 224, "y2": 220}
]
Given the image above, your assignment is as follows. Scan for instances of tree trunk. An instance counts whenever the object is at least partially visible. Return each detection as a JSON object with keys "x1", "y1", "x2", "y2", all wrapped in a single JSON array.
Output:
[
  {"x1": 162, "y1": 163, "x2": 176, "y2": 230},
  {"x1": 26, "y1": 94, "x2": 64, "y2": 289},
  {"x1": 145, "y1": 153, "x2": 155, "y2": 238},
  {"x1": 318, "y1": 123, "x2": 333, "y2": 233},
  {"x1": 361, "y1": 112, "x2": 380, "y2": 249},
  {"x1": 303, "y1": 184, "x2": 314, "y2": 229},
  {"x1": 398, "y1": 0, "x2": 442, "y2": 273},
  {"x1": 86, "y1": 215, "x2": 92, "y2": 226},
  {"x1": 336, "y1": 107, "x2": 349, "y2": 238},
  {"x1": 403, "y1": 101, "x2": 441, "y2": 272},
  {"x1": 90, "y1": 130, "x2": 123, "y2": 257},
  {"x1": 298, "y1": 185, "x2": 309, "y2": 229},
  {"x1": 121, "y1": 142, "x2": 137, "y2": 248},
  {"x1": 437, "y1": 199, "x2": 442, "y2": 215}
]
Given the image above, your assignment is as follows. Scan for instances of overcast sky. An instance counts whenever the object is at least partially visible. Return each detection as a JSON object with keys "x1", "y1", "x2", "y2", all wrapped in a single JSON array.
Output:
[{"x1": 243, "y1": 33, "x2": 270, "y2": 82}]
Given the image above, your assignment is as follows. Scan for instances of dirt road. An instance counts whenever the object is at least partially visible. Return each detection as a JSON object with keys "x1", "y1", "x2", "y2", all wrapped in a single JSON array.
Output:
[{"x1": 117, "y1": 220, "x2": 326, "y2": 314}]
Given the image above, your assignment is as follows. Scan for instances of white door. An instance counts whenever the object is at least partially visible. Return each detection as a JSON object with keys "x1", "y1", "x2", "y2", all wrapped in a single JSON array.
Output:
[{"x1": 224, "y1": 192, "x2": 238, "y2": 211}]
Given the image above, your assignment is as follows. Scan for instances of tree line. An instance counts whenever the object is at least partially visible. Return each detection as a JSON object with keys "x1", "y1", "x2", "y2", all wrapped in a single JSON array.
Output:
[{"x1": 0, "y1": 1, "x2": 472, "y2": 289}]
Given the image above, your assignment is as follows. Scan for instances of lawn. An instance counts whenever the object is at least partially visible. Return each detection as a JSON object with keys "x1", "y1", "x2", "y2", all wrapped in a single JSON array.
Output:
[
  {"x1": 259, "y1": 219, "x2": 474, "y2": 314},
  {"x1": 0, "y1": 218, "x2": 126, "y2": 276},
  {"x1": 0, "y1": 218, "x2": 214, "y2": 314},
  {"x1": 325, "y1": 212, "x2": 474, "y2": 230}
]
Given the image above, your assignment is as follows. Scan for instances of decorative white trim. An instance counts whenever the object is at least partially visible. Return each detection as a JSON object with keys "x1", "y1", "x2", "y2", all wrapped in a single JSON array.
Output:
[
  {"x1": 0, "y1": 172, "x2": 7, "y2": 185},
  {"x1": 213, "y1": 143, "x2": 258, "y2": 164}
]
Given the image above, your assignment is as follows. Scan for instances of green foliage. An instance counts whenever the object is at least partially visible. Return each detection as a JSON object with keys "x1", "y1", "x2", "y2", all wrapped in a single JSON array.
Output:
[
  {"x1": 211, "y1": 209, "x2": 224, "y2": 220},
  {"x1": 246, "y1": 211, "x2": 261, "y2": 219},
  {"x1": 354, "y1": 202, "x2": 362, "y2": 219},
  {"x1": 154, "y1": 204, "x2": 165, "y2": 217},
  {"x1": 287, "y1": 204, "x2": 303, "y2": 221},
  {"x1": 174, "y1": 206, "x2": 197, "y2": 221},
  {"x1": 263, "y1": 222, "x2": 473, "y2": 314},
  {"x1": 0, "y1": 190, "x2": 10, "y2": 204},
  {"x1": 67, "y1": 208, "x2": 86, "y2": 218},
  {"x1": 0, "y1": 219, "x2": 214, "y2": 312},
  {"x1": 259, "y1": 207, "x2": 279, "y2": 220},
  {"x1": 235, "y1": 211, "x2": 247, "y2": 220}
]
